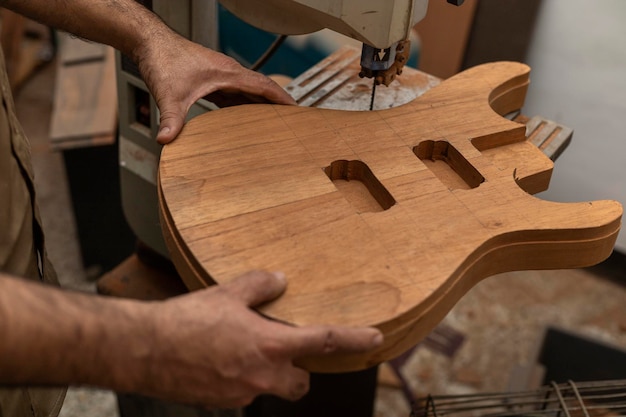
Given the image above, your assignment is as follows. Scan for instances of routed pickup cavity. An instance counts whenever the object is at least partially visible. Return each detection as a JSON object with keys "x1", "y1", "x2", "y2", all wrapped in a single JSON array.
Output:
[
  {"x1": 324, "y1": 160, "x2": 396, "y2": 213},
  {"x1": 414, "y1": 140, "x2": 485, "y2": 190}
]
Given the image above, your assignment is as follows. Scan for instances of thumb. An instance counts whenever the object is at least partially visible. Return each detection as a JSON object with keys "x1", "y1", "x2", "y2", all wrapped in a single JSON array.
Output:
[
  {"x1": 222, "y1": 270, "x2": 288, "y2": 307},
  {"x1": 156, "y1": 104, "x2": 186, "y2": 145}
]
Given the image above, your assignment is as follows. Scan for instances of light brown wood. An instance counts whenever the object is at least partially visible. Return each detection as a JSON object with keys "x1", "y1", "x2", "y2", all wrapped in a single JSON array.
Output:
[
  {"x1": 58, "y1": 34, "x2": 106, "y2": 65},
  {"x1": 158, "y1": 62, "x2": 622, "y2": 372},
  {"x1": 49, "y1": 33, "x2": 117, "y2": 150},
  {"x1": 414, "y1": 0, "x2": 478, "y2": 78}
]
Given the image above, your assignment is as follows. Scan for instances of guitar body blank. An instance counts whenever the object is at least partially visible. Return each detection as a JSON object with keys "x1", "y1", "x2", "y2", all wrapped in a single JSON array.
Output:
[{"x1": 158, "y1": 62, "x2": 622, "y2": 372}]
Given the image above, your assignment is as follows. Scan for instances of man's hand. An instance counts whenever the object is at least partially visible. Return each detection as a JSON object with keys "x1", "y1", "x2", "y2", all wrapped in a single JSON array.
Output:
[
  {"x1": 134, "y1": 271, "x2": 383, "y2": 408},
  {"x1": 0, "y1": 0, "x2": 296, "y2": 146},
  {"x1": 134, "y1": 33, "x2": 297, "y2": 145},
  {"x1": 0, "y1": 270, "x2": 382, "y2": 409}
]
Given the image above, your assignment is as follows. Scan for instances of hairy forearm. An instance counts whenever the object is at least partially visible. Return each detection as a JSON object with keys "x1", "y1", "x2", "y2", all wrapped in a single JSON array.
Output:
[
  {"x1": 0, "y1": 0, "x2": 174, "y2": 62},
  {"x1": 0, "y1": 273, "x2": 153, "y2": 391},
  {"x1": 0, "y1": 270, "x2": 383, "y2": 407}
]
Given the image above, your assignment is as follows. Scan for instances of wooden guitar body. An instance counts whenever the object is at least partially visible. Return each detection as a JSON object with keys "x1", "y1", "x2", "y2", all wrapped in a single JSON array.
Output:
[{"x1": 158, "y1": 62, "x2": 622, "y2": 372}]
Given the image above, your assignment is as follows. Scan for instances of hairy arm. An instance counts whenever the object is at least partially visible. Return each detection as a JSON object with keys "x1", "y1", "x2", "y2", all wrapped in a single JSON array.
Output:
[
  {"x1": 0, "y1": 0, "x2": 296, "y2": 143},
  {"x1": 0, "y1": 271, "x2": 152, "y2": 390},
  {"x1": 0, "y1": 0, "x2": 165, "y2": 61},
  {"x1": 0, "y1": 271, "x2": 383, "y2": 408}
]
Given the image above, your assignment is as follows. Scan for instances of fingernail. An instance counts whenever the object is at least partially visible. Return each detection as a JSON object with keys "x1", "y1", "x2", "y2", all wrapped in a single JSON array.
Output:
[
  {"x1": 272, "y1": 271, "x2": 286, "y2": 283},
  {"x1": 372, "y1": 331, "x2": 384, "y2": 346},
  {"x1": 159, "y1": 126, "x2": 171, "y2": 136}
]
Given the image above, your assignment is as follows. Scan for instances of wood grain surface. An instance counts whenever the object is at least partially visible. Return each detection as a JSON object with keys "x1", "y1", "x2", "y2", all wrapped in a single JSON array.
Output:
[
  {"x1": 49, "y1": 33, "x2": 117, "y2": 150},
  {"x1": 158, "y1": 62, "x2": 622, "y2": 372}
]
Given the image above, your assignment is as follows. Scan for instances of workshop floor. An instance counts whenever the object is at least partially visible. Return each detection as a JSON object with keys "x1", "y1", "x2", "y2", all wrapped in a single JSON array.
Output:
[{"x1": 15, "y1": 60, "x2": 626, "y2": 417}]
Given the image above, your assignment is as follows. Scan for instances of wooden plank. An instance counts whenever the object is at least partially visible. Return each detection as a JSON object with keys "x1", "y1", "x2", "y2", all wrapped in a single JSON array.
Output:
[
  {"x1": 58, "y1": 32, "x2": 106, "y2": 65},
  {"x1": 49, "y1": 39, "x2": 117, "y2": 150},
  {"x1": 158, "y1": 62, "x2": 623, "y2": 372},
  {"x1": 414, "y1": 0, "x2": 479, "y2": 78}
]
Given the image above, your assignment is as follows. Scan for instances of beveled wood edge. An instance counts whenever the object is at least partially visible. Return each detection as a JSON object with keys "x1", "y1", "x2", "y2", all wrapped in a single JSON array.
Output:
[
  {"x1": 296, "y1": 221, "x2": 622, "y2": 372},
  {"x1": 158, "y1": 171, "x2": 215, "y2": 291}
]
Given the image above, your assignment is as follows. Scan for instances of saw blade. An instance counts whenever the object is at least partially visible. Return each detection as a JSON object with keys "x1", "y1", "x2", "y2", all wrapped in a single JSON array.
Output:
[{"x1": 369, "y1": 78, "x2": 377, "y2": 111}]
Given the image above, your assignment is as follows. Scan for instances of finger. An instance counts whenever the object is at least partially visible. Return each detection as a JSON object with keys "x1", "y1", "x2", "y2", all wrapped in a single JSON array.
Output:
[
  {"x1": 238, "y1": 72, "x2": 296, "y2": 106},
  {"x1": 156, "y1": 105, "x2": 186, "y2": 144},
  {"x1": 260, "y1": 84, "x2": 297, "y2": 106},
  {"x1": 280, "y1": 325, "x2": 384, "y2": 358},
  {"x1": 210, "y1": 86, "x2": 296, "y2": 108},
  {"x1": 268, "y1": 365, "x2": 310, "y2": 401},
  {"x1": 222, "y1": 270, "x2": 287, "y2": 307},
  {"x1": 204, "y1": 91, "x2": 257, "y2": 108}
]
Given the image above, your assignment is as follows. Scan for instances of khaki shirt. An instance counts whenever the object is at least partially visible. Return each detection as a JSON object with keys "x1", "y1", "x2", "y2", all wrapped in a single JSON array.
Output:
[{"x1": 0, "y1": 48, "x2": 66, "y2": 417}]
